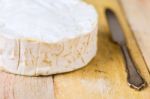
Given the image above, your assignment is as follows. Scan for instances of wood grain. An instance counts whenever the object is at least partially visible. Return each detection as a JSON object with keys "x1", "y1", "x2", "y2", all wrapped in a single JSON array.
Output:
[
  {"x1": 54, "y1": 0, "x2": 150, "y2": 99},
  {"x1": 0, "y1": 72, "x2": 54, "y2": 99},
  {"x1": 120, "y1": 0, "x2": 150, "y2": 72}
]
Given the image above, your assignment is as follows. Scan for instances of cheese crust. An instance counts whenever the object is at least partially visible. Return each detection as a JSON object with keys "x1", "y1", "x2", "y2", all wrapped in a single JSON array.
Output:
[
  {"x1": 0, "y1": 26, "x2": 97, "y2": 76},
  {"x1": 0, "y1": 0, "x2": 98, "y2": 76}
]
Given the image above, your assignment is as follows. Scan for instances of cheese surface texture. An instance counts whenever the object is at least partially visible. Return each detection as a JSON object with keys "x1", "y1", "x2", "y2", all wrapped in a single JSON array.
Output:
[{"x1": 0, "y1": 0, "x2": 98, "y2": 76}]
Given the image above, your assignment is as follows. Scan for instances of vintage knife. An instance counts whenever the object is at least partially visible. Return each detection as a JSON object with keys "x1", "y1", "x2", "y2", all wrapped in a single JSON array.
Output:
[{"x1": 106, "y1": 9, "x2": 146, "y2": 90}]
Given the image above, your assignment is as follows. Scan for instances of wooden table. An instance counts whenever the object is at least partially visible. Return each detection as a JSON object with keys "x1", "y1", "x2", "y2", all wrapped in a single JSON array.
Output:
[{"x1": 0, "y1": 0, "x2": 150, "y2": 99}]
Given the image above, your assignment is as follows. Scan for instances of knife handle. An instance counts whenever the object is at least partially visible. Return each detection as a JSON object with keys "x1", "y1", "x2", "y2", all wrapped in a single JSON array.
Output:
[{"x1": 121, "y1": 45, "x2": 146, "y2": 90}]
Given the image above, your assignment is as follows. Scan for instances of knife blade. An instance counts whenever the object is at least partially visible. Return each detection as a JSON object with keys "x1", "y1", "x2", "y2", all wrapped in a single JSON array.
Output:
[{"x1": 106, "y1": 9, "x2": 146, "y2": 90}]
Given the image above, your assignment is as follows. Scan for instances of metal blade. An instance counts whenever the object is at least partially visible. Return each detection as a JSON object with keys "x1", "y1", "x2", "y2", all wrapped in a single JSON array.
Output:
[
  {"x1": 106, "y1": 9, "x2": 125, "y2": 45},
  {"x1": 105, "y1": 9, "x2": 146, "y2": 90}
]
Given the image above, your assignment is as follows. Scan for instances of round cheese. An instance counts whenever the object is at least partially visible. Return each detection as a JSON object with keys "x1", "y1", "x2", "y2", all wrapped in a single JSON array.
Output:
[{"x1": 0, "y1": 0, "x2": 98, "y2": 76}]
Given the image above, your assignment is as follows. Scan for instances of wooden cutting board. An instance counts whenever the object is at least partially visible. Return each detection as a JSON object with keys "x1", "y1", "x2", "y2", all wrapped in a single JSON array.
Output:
[
  {"x1": 120, "y1": 0, "x2": 150, "y2": 72},
  {"x1": 0, "y1": 0, "x2": 150, "y2": 99},
  {"x1": 54, "y1": 0, "x2": 150, "y2": 99}
]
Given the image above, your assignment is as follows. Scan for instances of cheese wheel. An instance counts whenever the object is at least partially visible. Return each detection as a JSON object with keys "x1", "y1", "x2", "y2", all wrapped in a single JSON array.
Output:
[{"x1": 0, "y1": 0, "x2": 98, "y2": 76}]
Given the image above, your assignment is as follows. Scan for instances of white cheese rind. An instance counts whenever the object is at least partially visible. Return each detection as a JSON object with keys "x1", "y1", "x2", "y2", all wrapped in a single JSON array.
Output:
[
  {"x1": 0, "y1": 36, "x2": 19, "y2": 72},
  {"x1": 0, "y1": 0, "x2": 97, "y2": 43},
  {"x1": 0, "y1": 0, "x2": 98, "y2": 76},
  {"x1": 0, "y1": 26, "x2": 97, "y2": 76}
]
